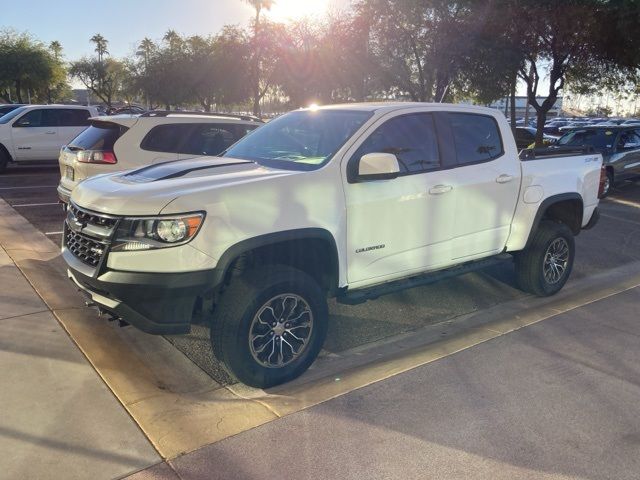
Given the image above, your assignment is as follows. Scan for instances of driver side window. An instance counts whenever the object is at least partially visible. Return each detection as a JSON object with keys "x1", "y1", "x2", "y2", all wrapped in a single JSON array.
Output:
[{"x1": 351, "y1": 113, "x2": 440, "y2": 177}]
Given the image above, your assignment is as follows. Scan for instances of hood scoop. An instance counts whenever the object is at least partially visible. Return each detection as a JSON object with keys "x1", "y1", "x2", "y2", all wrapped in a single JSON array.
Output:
[{"x1": 122, "y1": 157, "x2": 254, "y2": 183}]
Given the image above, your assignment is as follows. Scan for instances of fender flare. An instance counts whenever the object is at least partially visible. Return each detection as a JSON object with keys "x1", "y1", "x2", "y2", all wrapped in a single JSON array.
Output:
[
  {"x1": 524, "y1": 193, "x2": 584, "y2": 249},
  {"x1": 212, "y1": 228, "x2": 340, "y2": 292},
  {"x1": 0, "y1": 142, "x2": 13, "y2": 162}
]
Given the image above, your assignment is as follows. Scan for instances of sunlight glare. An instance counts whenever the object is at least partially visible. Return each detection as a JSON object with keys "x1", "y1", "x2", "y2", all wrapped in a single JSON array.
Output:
[{"x1": 266, "y1": 0, "x2": 331, "y2": 21}]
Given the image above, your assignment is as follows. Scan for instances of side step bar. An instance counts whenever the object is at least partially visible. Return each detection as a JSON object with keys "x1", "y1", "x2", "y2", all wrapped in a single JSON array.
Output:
[{"x1": 337, "y1": 253, "x2": 513, "y2": 305}]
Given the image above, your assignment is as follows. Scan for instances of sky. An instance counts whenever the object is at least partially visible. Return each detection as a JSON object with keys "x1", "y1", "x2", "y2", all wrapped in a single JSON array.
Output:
[
  {"x1": 1, "y1": 0, "x2": 350, "y2": 60},
  {"x1": 3, "y1": 0, "x2": 624, "y2": 114}
]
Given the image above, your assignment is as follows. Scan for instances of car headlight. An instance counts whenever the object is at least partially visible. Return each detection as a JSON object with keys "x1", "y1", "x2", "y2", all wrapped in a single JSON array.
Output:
[{"x1": 111, "y1": 213, "x2": 204, "y2": 251}]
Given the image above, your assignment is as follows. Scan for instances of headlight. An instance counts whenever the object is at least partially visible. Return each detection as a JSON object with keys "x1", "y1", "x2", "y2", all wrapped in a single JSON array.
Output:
[{"x1": 111, "y1": 213, "x2": 204, "y2": 251}]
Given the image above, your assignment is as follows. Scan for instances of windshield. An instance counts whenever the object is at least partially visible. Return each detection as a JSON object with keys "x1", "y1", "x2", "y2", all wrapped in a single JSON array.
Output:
[
  {"x1": 557, "y1": 129, "x2": 616, "y2": 150},
  {"x1": 0, "y1": 106, "x2": 28, "y2": 124},
  {"x1": 222, "y1": 110, "x2": 372, "y2": 170}
]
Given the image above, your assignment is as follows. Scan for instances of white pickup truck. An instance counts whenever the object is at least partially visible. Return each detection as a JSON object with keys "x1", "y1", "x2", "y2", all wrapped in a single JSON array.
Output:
[{"x1": 62, "y1": 103, "x2": 603, "y2": 387}]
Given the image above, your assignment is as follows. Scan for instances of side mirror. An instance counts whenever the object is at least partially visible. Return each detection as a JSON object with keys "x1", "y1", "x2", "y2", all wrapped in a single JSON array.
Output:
[{"x1": 356, "y1": 152, "x2": 400, "y2": 181}]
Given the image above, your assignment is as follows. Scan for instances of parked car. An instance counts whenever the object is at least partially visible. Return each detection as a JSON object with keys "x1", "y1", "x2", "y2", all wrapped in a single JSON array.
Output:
[
  {"x1": 63, "y1": 102, "x2": 603, "y2": 387},
  {"x1": 57, "y1": 111, "x2": 263, "y2": 203},
  {"x1": 107, "y1": 105, "x2": 147, "y2": 115},
  {"x1": 0, "y1": 105, "x2": 99, "y2": 172},
  {"x1": 514, "y1": 127, "x2": 557, "y2": 149},
  {"x1": 555, "y1": 125, "x2": 640, "y2": 196},
  {"x1": 0, "y1": 104, "x2": 26, "y2": 118}
]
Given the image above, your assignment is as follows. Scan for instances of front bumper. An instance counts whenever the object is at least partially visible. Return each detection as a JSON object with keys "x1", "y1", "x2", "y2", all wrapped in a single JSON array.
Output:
[
  {"x1": 57, "y1": 184, "x2": 71, "y2": 204},
  {"x1": 65, "y1": 248, "x2": 220, "y2": 335}
]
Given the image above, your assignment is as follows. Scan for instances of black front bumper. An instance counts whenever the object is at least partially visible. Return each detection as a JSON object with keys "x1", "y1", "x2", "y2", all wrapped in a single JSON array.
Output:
[{"x1": 65, "y1": 248, "x2": 220, "y2": 335}]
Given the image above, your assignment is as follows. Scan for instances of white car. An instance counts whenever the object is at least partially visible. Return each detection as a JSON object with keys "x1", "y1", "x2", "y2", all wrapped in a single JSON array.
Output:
[
  {"x1": 57, "y1": 111, "x2": 263, "y2": 203},
  {"x1": 0, "y1": 104, "x2": 99, "y2": 171},
  {"x1": 63, "y1": 102, "x2": 603, "y2": 387}
]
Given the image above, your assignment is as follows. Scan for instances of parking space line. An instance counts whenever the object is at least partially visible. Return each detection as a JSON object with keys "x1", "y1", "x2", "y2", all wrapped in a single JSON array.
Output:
[
  {"x1": 13, "y1": 202, "x2": 60, "y2": 207},
  {"x1": 607, "y1": 197, "x2": 640, "y2": 209},
  {"x1": 45, "y1": 231, "x2": 63, "y2": 235},
  {"x1": 0, "y1": 185, "x2": 58, "y2": 190},
  {"x1": 601, "y1": 213, "x2": 640, "y2": 227}
]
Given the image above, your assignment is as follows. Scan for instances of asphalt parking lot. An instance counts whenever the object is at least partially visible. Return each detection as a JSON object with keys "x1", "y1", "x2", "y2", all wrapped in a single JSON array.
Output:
[{"x1": 2, "y1": 161, "x2": 640, "y2": 385}]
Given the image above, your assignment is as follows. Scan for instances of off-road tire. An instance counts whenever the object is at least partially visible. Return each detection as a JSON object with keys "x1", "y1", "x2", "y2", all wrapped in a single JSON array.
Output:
[
  {"x1": 515, "y1": 220, "x2": 575, "y2": 297},
  {"x1": 211, "y1": 264, "x2": 328, "y2": 388}
]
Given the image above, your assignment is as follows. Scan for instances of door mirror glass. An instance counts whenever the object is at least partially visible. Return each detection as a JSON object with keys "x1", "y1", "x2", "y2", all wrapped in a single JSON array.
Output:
[{"x1": 357, "y1": 152, "x2": 400, "y2": 181}]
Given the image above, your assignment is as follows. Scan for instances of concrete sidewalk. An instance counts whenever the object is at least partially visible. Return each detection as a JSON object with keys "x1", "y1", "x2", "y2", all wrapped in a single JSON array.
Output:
[
  {"x1": 0, "y1": 246, "x2": 160, "y2": 479},
  {"x1": 130, "y1": 285, "x2": 640, "y2": 480}
]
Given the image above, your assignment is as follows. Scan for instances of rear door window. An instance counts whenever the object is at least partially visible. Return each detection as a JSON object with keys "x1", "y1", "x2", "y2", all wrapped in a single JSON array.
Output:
[
  {"x1": 140, "y1": 124, "x2": 196, "y2": 153},
  {"x1": 447, "y1": 113, "x2": 504, "y2": 164},
  {"x1": 59, "y1": 109, "x2": 91, "y2": 127},
  {"x1": 181, "y1": 125, "x2": 238, "y2": 156}
]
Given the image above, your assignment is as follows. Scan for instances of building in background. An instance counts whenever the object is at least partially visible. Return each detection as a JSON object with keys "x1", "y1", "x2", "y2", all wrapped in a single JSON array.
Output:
[{"x1": 488, "y1": 96, "x2": 563, "y2": 118}]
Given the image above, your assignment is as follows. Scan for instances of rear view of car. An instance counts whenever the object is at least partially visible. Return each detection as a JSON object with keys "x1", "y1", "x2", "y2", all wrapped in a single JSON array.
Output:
[
  {"x1": 58, "y1": 118, "x2": 131, "y2": 203},
  {"x1": 57, "y1": 112, "x2": 263, "y2": 204}
]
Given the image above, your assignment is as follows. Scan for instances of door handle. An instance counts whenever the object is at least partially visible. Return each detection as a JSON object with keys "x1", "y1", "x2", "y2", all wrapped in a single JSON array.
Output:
[
  {"x1": 496, "y1": 174, "x2": 514, "y2": 184},
  {"x1": 45, "y1": 131, "x2": 56, "y2": 135},
  {"x1": 428, "y1": 184, "x2": 453, "y2": 195}
]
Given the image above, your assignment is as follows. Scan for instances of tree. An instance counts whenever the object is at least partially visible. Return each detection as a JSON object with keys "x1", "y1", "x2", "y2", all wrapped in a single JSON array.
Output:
[
  {"x1": 0, "y1": 30, "x2": 56, "y2": 103},
  {"x1": 45, "y1": 41, "x2": 72, "y2": 103},
  {"x1": 188, "y1": 28, "x2": 252, "y2": 111},
  {"x1": 90, "y1": 33, "x2": 109, "y2": 63},
  {"x1": 492, "y1": 0, "x2": 640, "y2": 146},
  {"x1": 244, "y1": 0, "x2": 275, "y2": 115},
  {"x1": 70, "y1": 57, "x2": 126, "y2": 107},
  {"x1": 140, "y1": 31, "x2": 193, "y2": 109},
  {"x1": 354, "y1": 0, "x2": 484, "y2": 103},
  {"x1": 135, "y1": 37, "x2": 156, "y2": 107}
]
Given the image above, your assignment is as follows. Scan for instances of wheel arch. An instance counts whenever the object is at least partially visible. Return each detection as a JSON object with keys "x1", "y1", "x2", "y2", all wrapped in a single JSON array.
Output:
[
  {"x1": 213, "y1": 228, "x2": 340, "y2": 296},
  {"x1": 524, "y1": 193, "x2": 584, "y2": 249},
  {"x1": 0, "y1": 142, "x2": 13, "y2": 161}
]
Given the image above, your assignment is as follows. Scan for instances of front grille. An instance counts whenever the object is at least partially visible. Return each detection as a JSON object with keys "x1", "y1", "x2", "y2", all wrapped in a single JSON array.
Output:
[
  {"x1": 65, "y1": 204, "x2": 118, "y2": 268},
  {"x1": 65, "y1": 229, "x2": 107, "y2": 267},
  {"x1": 69, "y1": 204, "x2": 118, "y2": 228}
]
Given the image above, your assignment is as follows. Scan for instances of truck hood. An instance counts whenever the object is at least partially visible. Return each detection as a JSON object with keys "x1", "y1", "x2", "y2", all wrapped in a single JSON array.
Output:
[{"x1": 70, "y1": 156, "x2": 301, "y2": 215}]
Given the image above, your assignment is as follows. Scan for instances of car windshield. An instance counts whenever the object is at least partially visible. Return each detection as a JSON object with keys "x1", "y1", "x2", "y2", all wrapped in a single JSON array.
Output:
[
  {"x1": 0, "y1": 106, "x2": 28, "y2": 124},
  {"x1": 557, "y1": 129, "x2": 616, "y2": 149},
  {"x1": 222, "y1": 109, "x2": 372, "y2": 170}
]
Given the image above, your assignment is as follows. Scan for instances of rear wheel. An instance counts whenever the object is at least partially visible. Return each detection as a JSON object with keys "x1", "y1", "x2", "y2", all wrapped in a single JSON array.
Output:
[
  {"x1": 601, "y1": 169, "x2": 614, "y2": 198},
  {"x1": 515, "y1": 220, "x2": 575, "y2": 297},
  {"x1": 211, "y1": 264, "x2": 328, "y2": 388}
]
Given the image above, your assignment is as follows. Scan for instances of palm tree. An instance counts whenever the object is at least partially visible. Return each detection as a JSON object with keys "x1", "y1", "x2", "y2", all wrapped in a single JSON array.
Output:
[
  {"x1": 136, "y1": 37, "x2": 155, "y2": 70},
  {"x1": 163, "y1": 30, "x2": 183, "y2": 52},
  {"x1": 49, "y1": 41, "x2": 63, "y2": 61},
  {"x1": 90, "y1": 34, "x2": 109, "y2": 63},
  {"x1": 244, "y1": 0, "x2": 274, "y2": 115}
]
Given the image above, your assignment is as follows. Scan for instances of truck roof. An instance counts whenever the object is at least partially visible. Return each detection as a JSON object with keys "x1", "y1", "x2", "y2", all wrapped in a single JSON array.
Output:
[{"x1": 309, "y1": 102, "x2": 500, "y2": 116}]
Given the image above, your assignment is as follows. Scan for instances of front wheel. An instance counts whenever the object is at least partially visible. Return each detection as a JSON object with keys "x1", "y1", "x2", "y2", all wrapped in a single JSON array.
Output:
[
  {"x1": 515, "y1": 220, "x2": 575, "y2": 297},
  {"x1": 211, "y1": 265, "x2": 328, "y2": 388}
]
